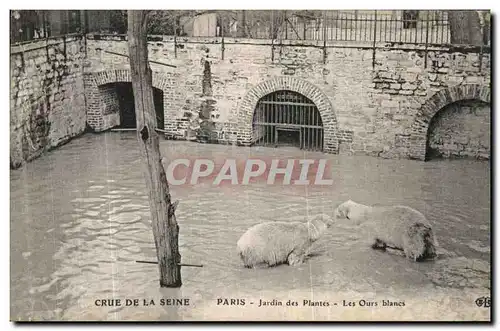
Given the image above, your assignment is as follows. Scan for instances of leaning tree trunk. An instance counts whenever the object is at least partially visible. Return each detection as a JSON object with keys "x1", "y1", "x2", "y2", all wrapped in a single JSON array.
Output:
[
  {"x1": 127, "y1": 10, "x2": 182, "y2": 287},
  {"x1": 448, "y1": 10, "x2": 484, "y2": 46}
]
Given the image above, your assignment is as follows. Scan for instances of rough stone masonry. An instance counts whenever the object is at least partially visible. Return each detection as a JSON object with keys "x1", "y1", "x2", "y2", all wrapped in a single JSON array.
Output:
[
  {"x1": 10, "y1": 35, "x2": 86, "y2": 169},
  {"x1": 10, "y1": 34, "x2": 491, "y2": 168}
]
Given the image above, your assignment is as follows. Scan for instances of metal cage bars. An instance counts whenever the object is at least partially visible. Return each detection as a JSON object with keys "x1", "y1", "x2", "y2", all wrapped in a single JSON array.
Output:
[{"x1": 252, "y1": 90, "x2": 324, "y2": 151}]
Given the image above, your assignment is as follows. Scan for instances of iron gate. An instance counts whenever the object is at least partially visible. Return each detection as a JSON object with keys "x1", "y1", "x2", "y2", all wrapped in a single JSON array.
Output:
[{"x1": 252, "y1": 90, "x2": 324, "y2": 151}]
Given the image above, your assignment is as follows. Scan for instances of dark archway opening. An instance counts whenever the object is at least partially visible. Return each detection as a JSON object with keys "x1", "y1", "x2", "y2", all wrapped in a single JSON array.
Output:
[
  {"x1": 425, "y1": 99, "x2": 490, "y2": 161},
  {"x1": 252, "y1": 90, "x2": 324, "y2": 151},
  {"x1": 115, "y1": 82, "x2": 164, "y2": 129}
]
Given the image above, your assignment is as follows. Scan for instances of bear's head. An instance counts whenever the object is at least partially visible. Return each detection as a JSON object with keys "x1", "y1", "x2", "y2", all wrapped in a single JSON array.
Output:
[
  {"x1": 307, "y1": 216, "x2": 328, "y2": 241},
  {"x1": 334, "y1": 200, "x2": 352, "y2": 218},
  {"x1": 334, "y1": 200, "x2": 363, "y2": 225},
  {"x1": 313, "y1": 213, "x2": 334, "y2": 228}
]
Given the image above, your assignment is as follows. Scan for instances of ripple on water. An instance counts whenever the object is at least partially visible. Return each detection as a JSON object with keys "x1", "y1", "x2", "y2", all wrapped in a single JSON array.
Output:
[
  {"x1": 108, "y1": 213, "x2": 142, "y2": 225},
  {"x1": 426, "y1": 257, "x2": 490, "y2": 289},
  {"x1": 83, "y1": 210, "x2": 101, "y2": 217},
  {"x1": 466, "y1": 240, "x2": 490, "y2": 253},
  {"x1": 71, "y1": 198, "x2": 107, "y2": 204},
  {"x1": 88, "y1": 185, "x2": 105, "y2": 191}
]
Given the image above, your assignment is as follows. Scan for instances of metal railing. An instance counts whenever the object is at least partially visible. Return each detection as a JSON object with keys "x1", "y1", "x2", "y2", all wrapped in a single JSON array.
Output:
[
  {"x1": 320, "y1": 10, "x2": 451, "y2": 45},
  {"x1": 11, "y1": 10, "x2": 491, "y2": 48},
  {"x1": 10, "y1": 10, "x2": 83, "y2": 44},
  {"x1": 213, "y1": 10, "x2": 490, "y2": 46},
  {"x1": 218, "y1": 10, "x2": 451, "y2": 44}
]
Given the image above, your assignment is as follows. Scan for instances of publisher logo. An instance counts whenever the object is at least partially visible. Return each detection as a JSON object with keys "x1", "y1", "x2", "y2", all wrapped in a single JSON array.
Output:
[{"x1": 475, "y1": 296, "x2": 491, "y2": 308}]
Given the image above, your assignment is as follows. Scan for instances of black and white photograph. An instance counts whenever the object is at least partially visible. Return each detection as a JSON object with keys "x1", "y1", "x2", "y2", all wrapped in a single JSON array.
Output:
[{"x1": 7, "y1": 7, "x2": 492, "y2": 322}]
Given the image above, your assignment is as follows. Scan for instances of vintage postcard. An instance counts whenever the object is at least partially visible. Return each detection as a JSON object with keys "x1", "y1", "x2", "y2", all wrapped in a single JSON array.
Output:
[{"x1": 9, "y1": 9, "x2": 491, "y2": 322}]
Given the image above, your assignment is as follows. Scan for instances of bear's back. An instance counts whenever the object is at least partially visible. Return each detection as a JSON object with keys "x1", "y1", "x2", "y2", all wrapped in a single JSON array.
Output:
[
  {"x1": 370, "y1": 205, "x2": 426, "y2": 220},
  {"x1": 365, "y1": 205, "x2": 430, "y2": 246},
  {"x1": 237, "y1": 221, "x2": 308, "y2": 251}
]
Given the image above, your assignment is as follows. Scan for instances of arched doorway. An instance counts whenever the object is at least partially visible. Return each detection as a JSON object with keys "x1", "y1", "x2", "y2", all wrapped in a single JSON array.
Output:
[
  {"x1": 98, "y1": 82, "x2": 164, "y2": 130},
  {"x1": 85, "y1": 70, "x2": 173, "y2": 133},
  {"x1": 236, "y1": 77, "x2": 339, "y2": 154},
  {"x1": 408, "y1": 84, "x2": 490, "y2": 161},
  {"x1": 252, "y1": 90, "x2": 324, "y2": 151},
  {"x1": 426, "y1": 99, "x2": 490, "y2": 160}
]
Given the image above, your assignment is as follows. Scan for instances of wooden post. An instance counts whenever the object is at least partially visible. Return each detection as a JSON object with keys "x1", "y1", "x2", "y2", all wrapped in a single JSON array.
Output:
[
  {"x1": 478, "y1": 45, "x2": 483, "y2": 73},
  {"x1": 284, "y1": 10, "x2": 288, "y2": 40},
  {"x1": 323, "y1": 11, "x2": 327, "y2": 64},
  {"x1": 424, "y1": 12, "x2": 430, "y2": 69},
  {"x1": 173, "y1": 12, "x2": 177, "y2": 59},
  {"x1": 220, "y1": 12, "x2": 225, "y2": 60},
  {"x1": 372, "y1": 10, "x2": 377, "y2": 69},
  {"x1": 271, "y1": 10, "x2": 275, "y2": 62},
  {"x1": 127, "y1": 10, "x2": 182, "y2": 288}
]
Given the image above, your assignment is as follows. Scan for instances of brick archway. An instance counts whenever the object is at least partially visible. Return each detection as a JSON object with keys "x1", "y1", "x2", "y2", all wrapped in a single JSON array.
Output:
[
  {"x1": 84, "y1": 69, "x2": 172, "y2": 132},
  {"x1": 408, "y1": 84, "x2": 490, "y2": 160},
  {"x1": 237, "y1": 77, "x2": 339, "y2": 153},
  {"x1": 87, "y1": 69, "x2": 171, "y2": 90}
]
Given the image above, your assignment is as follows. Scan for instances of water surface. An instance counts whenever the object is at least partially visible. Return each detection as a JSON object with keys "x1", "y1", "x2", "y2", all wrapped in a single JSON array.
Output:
[{"x1": 10, "y1": 132, "x2": 491, "y2": 321}]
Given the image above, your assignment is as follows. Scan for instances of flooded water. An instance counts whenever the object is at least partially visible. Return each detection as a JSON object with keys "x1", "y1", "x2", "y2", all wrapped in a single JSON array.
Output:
[{"x1": 10, "y1": 132, "x2": 491, "y2": 321}]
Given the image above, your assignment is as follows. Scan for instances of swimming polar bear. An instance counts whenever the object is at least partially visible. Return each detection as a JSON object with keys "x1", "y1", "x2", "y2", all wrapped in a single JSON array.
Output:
[
  {"x1": 236, "y1": 215, "x2": 331, "y2": 268},
  {"x1": 334, "y1": 200, "x2": 438, "y2": 262}
]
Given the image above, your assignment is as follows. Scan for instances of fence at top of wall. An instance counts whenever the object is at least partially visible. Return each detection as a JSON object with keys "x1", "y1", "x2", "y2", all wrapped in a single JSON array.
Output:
[{"x1": 10, "y1": 10, "x2": 491, "y2": 48}]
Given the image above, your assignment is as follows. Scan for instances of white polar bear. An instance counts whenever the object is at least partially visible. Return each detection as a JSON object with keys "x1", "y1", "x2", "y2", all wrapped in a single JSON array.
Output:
[
  {"x1": 334, "y1": 200, "x2": 438, "y2": 262},
  {"x1": 236, "y1": 215, "x2": 331, "y2": 268}
]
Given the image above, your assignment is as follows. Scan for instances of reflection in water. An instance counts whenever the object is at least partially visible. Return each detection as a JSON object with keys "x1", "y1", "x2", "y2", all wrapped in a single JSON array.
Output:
[{"x1": 10, "y1": 132, "x2": 490, "y2": 321}]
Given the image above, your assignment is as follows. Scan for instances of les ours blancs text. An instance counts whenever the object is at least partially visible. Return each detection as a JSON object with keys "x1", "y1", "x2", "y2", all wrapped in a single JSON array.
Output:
[
  {"x1": 94, "y1": 298, "x2": 405, "y2": 308},
  {"x1": 216, "y1": 298, "x2": 406, "y2": 308}
]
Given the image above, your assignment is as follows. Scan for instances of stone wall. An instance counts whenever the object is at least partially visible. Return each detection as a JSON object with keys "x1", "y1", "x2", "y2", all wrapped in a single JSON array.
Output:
[
  {"x1": 371, "y1": 46, "x2": 491, "y2": 160},
  {"x1": 84, "y1": 35, "x2": 490, "y2": 160},
  {"x1": 84, "y1": 81, "x2": 121, "y2": 131},
  {"x1": 427, "y1": 100, "x2": 490, "y2": 160},
  {"x1": 100, "y1": 84, "x2": 120, "y2": 115},
  {"x1": 10, "y1": 35, "x2": 87, "y2": 168},
  {"x1": 9, "y1": 33, "x2": 490, "y2": 167}
]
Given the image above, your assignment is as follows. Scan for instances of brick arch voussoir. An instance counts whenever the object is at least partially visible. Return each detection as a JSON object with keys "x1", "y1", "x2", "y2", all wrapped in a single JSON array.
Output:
[
  {"x1": 86, "y1": 69, "x2": 171, "y2": 132},
  {"x1": 237, "y1": 77, "x2": 338, "y2": 152},
  {"x1": 240, "y1": 78, "x2": 335, "y2": 125},
  {"x1": 91, "y1": 69, "x2": 169, "y2": 92},
  {"x1": 408, "y1": 84, "x2": 490, "y2": 161}
]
